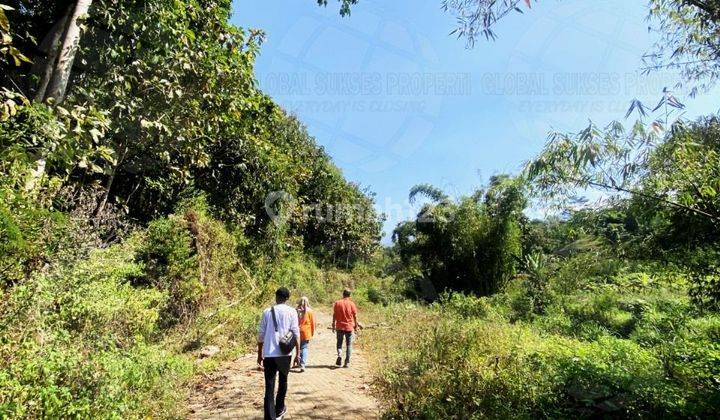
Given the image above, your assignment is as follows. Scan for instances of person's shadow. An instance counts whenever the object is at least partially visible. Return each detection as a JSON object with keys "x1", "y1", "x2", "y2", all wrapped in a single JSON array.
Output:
[{"x1": 302, "y1": 364, "x2": 340, "y2": 370}]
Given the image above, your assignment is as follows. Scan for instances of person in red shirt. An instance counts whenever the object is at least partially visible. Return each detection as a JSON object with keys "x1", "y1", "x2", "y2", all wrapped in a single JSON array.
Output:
[{"x1": 332, "y1": 289, "x2": 358, "y2": 368}]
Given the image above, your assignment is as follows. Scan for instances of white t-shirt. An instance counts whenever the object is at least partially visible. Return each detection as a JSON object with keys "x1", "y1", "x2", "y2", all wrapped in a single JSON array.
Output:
[{"x1": 258, "y1": 303, "x2": 300, "y2": 358}]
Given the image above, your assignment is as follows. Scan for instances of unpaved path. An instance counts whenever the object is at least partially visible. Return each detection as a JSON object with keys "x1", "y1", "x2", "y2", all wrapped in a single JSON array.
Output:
[{"x1": 188, "y1": 310, "x2": 380, "y2": 419}]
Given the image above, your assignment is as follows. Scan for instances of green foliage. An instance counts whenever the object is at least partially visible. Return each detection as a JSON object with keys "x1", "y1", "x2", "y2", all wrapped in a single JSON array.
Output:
[
  {"x1": 201, "y1": 110, "x2": 381, "y2": 264},
  {"x1": 69, "y1": 0, "x2": 265, "y2": 217},
  {"x1": 378, "y1": 316, "x2": 701, "y2": 418},
  {"x1": 351, "y1": 264, "x2": 408, "y2": 307},
  {"x1": 524, "y1": 116, "x2": 720, "y2": 311},
  {"x1": 138, "y1": 215, "x2": 202, "y2": 323},
  {"x1": 366, "y1": 286, "x2": 386, "y2": 305},
  {"x1": 0, "y1": 140, "x2": 74, "y2": 286},
  {"x1": 136, "y1": 197, "x2": 256, "y2": 324},
  {"x1": 524, "y1": 117, "x2": 720, "y2": 251},
  {"x1": 265, "y1": 255, "x2": 332, "y2": 303},
  {"x1": 441, "y1": 0, "x2": 533, "y2": 45},
  {"x1": 648, "y1": 0, "x2": 720, "y2": 92},
  {"x1": 0, "y1": 3, "x2": 31, "y2": 67},
  {"x1": 689, "y1": 271, "x2": 720, "y2": 312},
  {"x1": 639, "y1": 117, "x2": 720, "y2": 246},
  {"x1": 392, "y1": 175, "x2": 526, "y2": 297},
  {"x1": 0, "y1": 190, "x2": 68, "y2": 286},
  {"x1": 376, "y1": 257, "x2": 720, "y2": 418},
  {"x1": 408, "y1": 183, "x2": 450, "y2": 204},
  {"x1": 524, "y1": 120, "x2": 658, "y2": 207},
  {"x1": 0, "y1": 90, "x2": 111, "y2": 185},
  {"x1": 503, "y1": 253, "x2": 554, "y2": 322},
  {"x1": 0, "y1": 237, "x2": 193, "y2": 418},
  {"x1": 0, "y1": 0, "x2": 381, "y2": 263},
  {"x1": 0, "y1": 196, "x2": 339, "y2": 417},
  {"x1": 3, "y1": 1, "x2": 719, "y2": 418},
  {"x1": 260, "y1": 255, "x2": 388, "y2": 305},
  {"x1": 0, "y1": 338, "x2": 191, "y2": 418},
  {"x1": 436, "y1": 292, "x2": 491, "y2": 319},
  {"x1": 0, "y1": 1, "x2": 384, "y2": 416}
]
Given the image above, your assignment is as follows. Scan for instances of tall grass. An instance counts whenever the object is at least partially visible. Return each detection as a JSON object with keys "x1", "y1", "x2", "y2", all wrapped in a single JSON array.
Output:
[
  {"x1": 0, "y1": 198, "x2": 390, "y2": 417},
  {"x1": 369, "y1": 259, "x2": 720, "y2": 418}
]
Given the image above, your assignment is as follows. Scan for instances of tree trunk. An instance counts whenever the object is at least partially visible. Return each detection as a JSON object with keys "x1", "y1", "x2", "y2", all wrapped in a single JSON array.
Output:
[
  {"x1": 45, "y1": 0, "x2": 93, "y2": 104},
  {"x1": 93, "y1": 167, "x2": 116, "y2": 220},
  {"x1": 32, "y1": 10, "x2": 70, "y2": 102},
  {"x1": 93, "y1": 145, "x2": 127, "y2": 219}
]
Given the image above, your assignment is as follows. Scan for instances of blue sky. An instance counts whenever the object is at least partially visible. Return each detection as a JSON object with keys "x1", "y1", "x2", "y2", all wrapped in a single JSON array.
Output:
[{"x1": 232, "y1": 0, "x2": 720, "y2": 243}]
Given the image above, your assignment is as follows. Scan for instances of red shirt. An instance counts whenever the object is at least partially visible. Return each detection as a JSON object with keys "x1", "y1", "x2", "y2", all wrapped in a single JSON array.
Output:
[{"x1": 333, "y1": 298, "x2": 357, "y2": 332}]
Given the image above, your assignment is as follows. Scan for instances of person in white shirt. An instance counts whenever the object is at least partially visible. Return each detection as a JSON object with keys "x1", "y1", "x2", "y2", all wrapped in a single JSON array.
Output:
[{"x1": 257, "y1": 287, "x2": 301, "y2": 420}]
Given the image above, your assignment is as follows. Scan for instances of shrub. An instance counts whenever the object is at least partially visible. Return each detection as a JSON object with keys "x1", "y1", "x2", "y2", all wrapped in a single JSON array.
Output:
[
  {"x1": 0, "y1": 239, "x2": 193, "y2": 418},
  {"x1": 137, "y1": 215, "x2": 202, "y2": 324},
  {"x1": 437, "y1": 292, "x2": 490, "y2": 319},
  {"x1": 562, "y1": 288, "x2": 637, "y2": 339},
  {"x1": 53, "y1": 239, "x2": 167, "y2": 344},
  {"x1": 366, "y1": 286, "x2": 386, "y2": 305},
  {"x1": 0, "y1": 174, "x2": 71, "y2": 286},
  {"x1": 375, "y1": 257, "x2": 720, "y2": 418},
  {"x1": 687, "y1": 315, "x2": 720, "y2": 341},
  {"x1": 267, "y1": 255, "x2": 332, "y2": 303},
  {"x1": 136, "y1": 197, "x2": 253, "y2": 324},
  {"x1": 548, "y1": 251, "x2": 623, "y2": 295},
  {"x1": 376, "y1": 314, "x2": 717, "y2": 418},
  {"x1": 0, "y1": 337, "x2": 192, "y2": 418},
  {"x1": 689, "y1": 270, "x2": 720, "y2": 312}
]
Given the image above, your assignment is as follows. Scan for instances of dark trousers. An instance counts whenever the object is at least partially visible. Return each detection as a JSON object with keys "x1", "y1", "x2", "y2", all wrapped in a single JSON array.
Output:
[
  {"x1": 336, "y1": 330, "x2": 353, "y2": 365},
  {"x1": 263, "y1": 356, "x2": 291, "y2": 420}
]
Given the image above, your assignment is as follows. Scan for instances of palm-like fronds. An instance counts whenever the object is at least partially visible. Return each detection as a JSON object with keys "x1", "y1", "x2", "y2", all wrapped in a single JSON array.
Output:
[{"x1": 409, "y1": 184, "x2": 449, "y2": 204}]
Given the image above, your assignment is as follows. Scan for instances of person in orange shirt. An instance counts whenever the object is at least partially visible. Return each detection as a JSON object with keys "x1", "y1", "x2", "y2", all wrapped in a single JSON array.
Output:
[
  {"x1": 332, "y1": 289, "x2": 358, "y2": 368},
  {"x1": 295, "y1": 296, "x2": 316, "y2": 372}
]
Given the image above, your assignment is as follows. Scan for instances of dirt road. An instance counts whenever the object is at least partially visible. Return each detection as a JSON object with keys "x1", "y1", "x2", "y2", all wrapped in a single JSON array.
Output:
[{"x1": 188, "y1": 310, "x2": 379, "y2": 419}]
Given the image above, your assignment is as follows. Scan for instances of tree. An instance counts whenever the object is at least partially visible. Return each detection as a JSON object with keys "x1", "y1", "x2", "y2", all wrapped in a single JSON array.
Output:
[
  {"x1": 638, "y1": 117, "x2": 720, "y2": 246},
  {"x1": 645, "y1": 0, "x2": 720, "y2": 93},
  {"x1": 0, "y1": 0, "x2": 94, "y2": 104},
  {"x1": 4, "y1": 0, "x2": 356, "y2": 104},
  {"x1": 32, "y1": 10, "x2": 70, "y2": 102},
  {"x1": 43, "y1": 0, "x2": 93, "y2": 104},
  {"x1": 1, "y1": 0, "x2": 382, "y2": 262},
  {"x1": 409, "y1": 183, "x2": 450, "y2": 204},
  {"x1": 523, "y1": 114, "x2": 720, "y2": 260},
  {"x1": 523, "y1": 118, "x2": 720, "y2": 224},
  {"x1": 393, "y1": 176, "x2": 526, "y2": 297}
]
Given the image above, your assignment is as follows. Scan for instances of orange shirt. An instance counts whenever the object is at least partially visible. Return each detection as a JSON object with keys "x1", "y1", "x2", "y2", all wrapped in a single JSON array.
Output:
[
  {"x1": 299, "y1": 309, "x2": 315, "y2": 341},
  {"x1": 333, "y1": 298, "x2": 357, "y2": 332}
]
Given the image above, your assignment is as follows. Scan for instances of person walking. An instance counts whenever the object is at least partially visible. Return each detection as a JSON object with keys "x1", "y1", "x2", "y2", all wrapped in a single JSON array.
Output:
[
  {"x1": 332, "y1": 289, "x2": 358, "y2": 368},
  {"x1": 257, "y1": 287, "x2": 301, "y2": 420},
  {"x1": 296, "y1": 296, "x2": 316, "y2": 372}
]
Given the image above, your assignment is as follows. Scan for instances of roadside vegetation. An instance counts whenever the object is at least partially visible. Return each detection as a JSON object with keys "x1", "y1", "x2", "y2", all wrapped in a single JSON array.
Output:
[
  {"x1": 0, "y1": 1, "x2": 382, "y2": 417},
  {"x1": 368, "y1": 0, "x2": 720, "y2": 415},
  {"x1": 1, "y1": 0, "x2": 719, "y2": 418}
]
